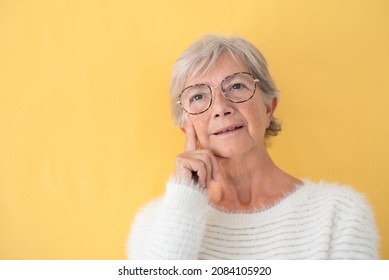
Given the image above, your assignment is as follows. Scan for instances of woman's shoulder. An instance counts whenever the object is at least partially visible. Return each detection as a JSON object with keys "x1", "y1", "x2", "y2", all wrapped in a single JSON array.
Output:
[
  {"x1": 299, "y1": 179, "x2": 373, "y2": 212},
  {"x1": 302, "y1": 179, "x2": 366, "y2": 198},
  {"x1": 300, "y1": 180, "x2": 379, "y2": 259}
]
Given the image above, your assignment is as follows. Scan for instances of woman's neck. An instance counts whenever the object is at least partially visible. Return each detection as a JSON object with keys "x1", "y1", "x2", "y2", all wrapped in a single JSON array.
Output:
[{"x1": 208, "y1": 148, "x2": 301, "y2": 212}]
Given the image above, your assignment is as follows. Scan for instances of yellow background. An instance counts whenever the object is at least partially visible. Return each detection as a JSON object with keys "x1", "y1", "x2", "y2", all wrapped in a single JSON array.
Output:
[{"x1": 1, "y1": 0, "x2": 388, "y2": 259}]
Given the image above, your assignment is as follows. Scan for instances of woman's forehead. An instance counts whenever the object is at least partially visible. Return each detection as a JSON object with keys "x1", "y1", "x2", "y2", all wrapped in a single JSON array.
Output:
[{"x1": 185, "y1": 53, "x2": 249, "y2": 86}]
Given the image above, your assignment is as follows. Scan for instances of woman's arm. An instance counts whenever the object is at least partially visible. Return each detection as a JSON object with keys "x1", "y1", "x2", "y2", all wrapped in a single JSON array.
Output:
[{"x1": 127, "y1": 177, "x2": 208, "y2": 259}]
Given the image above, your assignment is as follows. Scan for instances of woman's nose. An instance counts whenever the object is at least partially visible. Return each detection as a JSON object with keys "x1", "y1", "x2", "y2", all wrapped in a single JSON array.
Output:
[{"x1": 211, "y1": 87, "x2": 234, "y2": 118}]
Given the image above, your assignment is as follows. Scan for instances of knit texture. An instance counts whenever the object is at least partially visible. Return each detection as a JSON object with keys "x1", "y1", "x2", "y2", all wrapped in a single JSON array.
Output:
[{"x1": 127, "y1": 179, "x2": 379, "y2": 259}]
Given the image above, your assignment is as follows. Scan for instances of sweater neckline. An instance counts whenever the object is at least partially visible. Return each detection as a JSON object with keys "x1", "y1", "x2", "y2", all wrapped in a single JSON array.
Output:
[{"x1": 206, "y1": 180, "x2": 311, "y2": 221}]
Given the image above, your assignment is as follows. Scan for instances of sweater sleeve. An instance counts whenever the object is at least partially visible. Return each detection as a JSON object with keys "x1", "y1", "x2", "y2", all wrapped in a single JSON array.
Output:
[
  {"x1": 127, "y1": 177, "x2": 208, "y2": 259},
  {"x1": 329, "y1": 188, "x2": 379, "y2": 259}
]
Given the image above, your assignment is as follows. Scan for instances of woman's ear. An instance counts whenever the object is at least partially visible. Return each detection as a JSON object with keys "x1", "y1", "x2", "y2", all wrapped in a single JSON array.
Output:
[
  {"x1": 265, "y1": 97, "x2": 278, "y2": 127},
  {"x1": 266, "y1": 97, "x2": 278, "y2": 118}
]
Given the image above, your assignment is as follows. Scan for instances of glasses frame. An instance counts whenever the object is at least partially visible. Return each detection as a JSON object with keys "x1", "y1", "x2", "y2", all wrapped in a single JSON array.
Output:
[{"x1": 177, "y1": 72, "x2": 260, "y2": 115}]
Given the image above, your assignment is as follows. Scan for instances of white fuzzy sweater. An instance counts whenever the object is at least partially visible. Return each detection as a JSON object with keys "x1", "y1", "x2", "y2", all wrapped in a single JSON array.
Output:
[{"x1": 128, "y1": 179, "x2": 378, "y2": 259}]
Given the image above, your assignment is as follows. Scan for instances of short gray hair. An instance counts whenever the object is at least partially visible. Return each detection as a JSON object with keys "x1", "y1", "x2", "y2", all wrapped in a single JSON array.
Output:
[{"x1": 170, "y1": 34, "x2": 281, "y2": 139}]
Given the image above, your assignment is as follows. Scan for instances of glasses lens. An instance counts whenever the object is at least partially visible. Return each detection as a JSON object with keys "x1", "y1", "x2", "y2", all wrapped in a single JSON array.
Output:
[
  {"x1": 222, "y1": 73, "x2": 256, "y2": 103},
  {"x1": 180, "y1": 84, "x2": 212, "y2": 114}
]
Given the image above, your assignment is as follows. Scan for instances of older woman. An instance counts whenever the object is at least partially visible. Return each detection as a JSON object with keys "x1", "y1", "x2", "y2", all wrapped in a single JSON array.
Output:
[{"x1": 128, "y1": 35, "x2": 378, "y2": 259}]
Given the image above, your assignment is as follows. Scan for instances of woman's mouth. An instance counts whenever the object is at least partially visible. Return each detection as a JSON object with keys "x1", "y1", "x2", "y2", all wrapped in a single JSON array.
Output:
[{"x1": 213, "y1": 125, "x2": 244, "y2": 135}]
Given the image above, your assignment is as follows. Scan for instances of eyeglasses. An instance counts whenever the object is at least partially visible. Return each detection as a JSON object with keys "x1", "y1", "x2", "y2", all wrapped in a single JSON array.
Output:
[{"x1": 177, "y1": 72, "x2": 259, "y2": 115}]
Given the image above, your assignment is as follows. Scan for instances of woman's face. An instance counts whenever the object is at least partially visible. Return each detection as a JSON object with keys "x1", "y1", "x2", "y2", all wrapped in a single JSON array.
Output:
[{"x1": 184, "y1": 52, "x2": 277, "y2": 158}]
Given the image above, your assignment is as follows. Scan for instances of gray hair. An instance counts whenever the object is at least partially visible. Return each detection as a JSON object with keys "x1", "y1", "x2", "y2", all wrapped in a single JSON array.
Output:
[{"x1": 170, "y1": 34, "x2": 281, "y2": 139}]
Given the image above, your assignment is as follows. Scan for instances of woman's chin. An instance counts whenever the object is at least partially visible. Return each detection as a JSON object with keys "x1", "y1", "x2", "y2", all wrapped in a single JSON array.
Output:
[{"x1": 211, "y1": 146, "x2": 248, "y2": 159}]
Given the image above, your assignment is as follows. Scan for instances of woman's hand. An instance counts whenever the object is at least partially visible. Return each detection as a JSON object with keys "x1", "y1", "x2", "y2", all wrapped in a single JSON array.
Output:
[{"x1": 173, "y1": 116, "x2": 220, "y2": 188}]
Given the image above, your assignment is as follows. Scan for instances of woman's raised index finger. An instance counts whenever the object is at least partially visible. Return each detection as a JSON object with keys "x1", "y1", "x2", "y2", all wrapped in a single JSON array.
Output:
[{"x1": 185, "y1": 115, "x2": 197, "y2": 152}]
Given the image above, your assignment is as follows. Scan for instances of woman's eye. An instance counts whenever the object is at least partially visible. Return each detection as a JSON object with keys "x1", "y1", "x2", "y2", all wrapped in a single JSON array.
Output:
[
  {"x1": 232, "y1": 83, "x2": 245, "y2": 90},
  {"x1": 190, "y1": 94, "x2": 204, "y2": 102}
]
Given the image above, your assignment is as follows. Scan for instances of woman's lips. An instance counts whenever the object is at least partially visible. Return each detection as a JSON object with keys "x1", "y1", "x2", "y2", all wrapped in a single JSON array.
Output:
[{"x1": 213, "y1": 125, "x2": 244, "y2": 135}]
